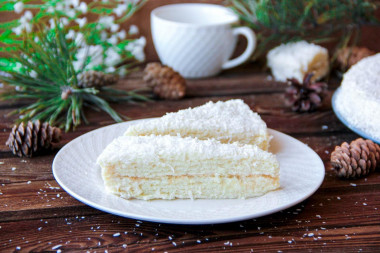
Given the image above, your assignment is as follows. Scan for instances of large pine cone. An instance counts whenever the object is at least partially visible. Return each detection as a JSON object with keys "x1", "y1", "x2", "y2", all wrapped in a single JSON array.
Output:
[
  {"x1": 285, "y1": 73, "x2": 327, "y2": 113},
  {"x1": 330, "y1": 138, "x2": 380, "y2": 179},
  {"x1": 143, "y1": 63, "x2": 186, "y2": 100},
  {"x1": 78, "y1": 70, "x2": 119, "y2": 88},
  {"x1": 6, "y1": 120, "x2": 62, "y2": 158},
  {"x1": 337, "y1": 47, "x2": 375, "y2": 70}
]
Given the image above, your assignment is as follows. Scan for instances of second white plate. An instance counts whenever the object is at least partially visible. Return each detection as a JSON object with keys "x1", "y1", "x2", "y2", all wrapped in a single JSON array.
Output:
[
  {"x1": 332, "y1": 87, "x2": 380, "y2": 144},
  {"x1": 53, "y1": 119, "x2": 325, "y2": 225}
]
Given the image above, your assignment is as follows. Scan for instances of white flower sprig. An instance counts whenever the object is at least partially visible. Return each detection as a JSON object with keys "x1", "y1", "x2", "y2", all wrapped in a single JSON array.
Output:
[{"x1": 1, "y1": 0, "x2": 147, "y2": 75}]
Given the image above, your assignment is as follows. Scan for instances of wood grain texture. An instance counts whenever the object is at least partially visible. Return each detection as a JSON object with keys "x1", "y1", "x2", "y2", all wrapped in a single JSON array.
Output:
[
  {"x1": 0, "y1": 1, "x2": 379, "y2": 251},
  {"x1": 1, "y1": 61, "x2": 380, "y2": 252}
]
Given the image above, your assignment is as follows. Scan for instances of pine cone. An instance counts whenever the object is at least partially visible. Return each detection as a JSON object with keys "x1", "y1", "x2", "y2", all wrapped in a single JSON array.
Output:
[
  {"x1": 78, "y1": 71, "x2": 119, "y2": 88},
  {"x1": 331, "y1": 138, "x2": 380, "y2": 179},
  {"x1": 337, "y1": 47, "x2": 375, "y2": 70},
  {"x1": 285, "y1": 73, "x2": 327, "y2": 112},
  {"x1": 6, "y1": 120, "x2": 62, "y2": 158},
  {"x1": 143, "y1": 63, "x2": 186, "y2": 100}
]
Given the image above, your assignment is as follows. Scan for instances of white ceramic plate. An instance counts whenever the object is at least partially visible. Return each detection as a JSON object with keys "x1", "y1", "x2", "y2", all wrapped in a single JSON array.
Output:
[
  {"x1": 332, "y1": 87, "x2": 380, "y2": 144},
  {"x1": 53, "y1": 119, "x2": 325, "y2": 225}
]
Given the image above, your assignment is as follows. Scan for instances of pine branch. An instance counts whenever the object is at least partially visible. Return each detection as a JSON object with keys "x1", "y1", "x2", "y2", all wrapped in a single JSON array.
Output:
[
  {"x1": 0, "y1": 18, "x2": 150, "y2": 131},
  {"x1": 229, "y1": 0, "x2": 380, "y2": 59}
]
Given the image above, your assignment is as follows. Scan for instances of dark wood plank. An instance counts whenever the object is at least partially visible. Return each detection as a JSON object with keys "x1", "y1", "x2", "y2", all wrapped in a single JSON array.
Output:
[
  {"x1": 0, "y1": 64, "x2": 379, "y2": 252},
  {"x1": 0, "y1": 188, "x2": 379, "y2": 252}
]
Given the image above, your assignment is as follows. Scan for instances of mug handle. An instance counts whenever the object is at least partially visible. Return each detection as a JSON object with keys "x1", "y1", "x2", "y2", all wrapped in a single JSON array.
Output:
[{"x1": 222, "y1": 27, "x2": 256, "y2": 70}]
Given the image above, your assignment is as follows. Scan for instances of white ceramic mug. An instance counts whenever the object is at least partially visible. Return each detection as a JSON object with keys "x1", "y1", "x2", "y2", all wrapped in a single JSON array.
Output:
[{"x1": 151, "y1": 3, "x2": 256, "y2": 78}]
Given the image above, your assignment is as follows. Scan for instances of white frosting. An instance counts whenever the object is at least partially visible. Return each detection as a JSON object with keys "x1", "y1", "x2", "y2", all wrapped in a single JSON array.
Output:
[
  {"x1": 124, "y1": 99, "x2": 269, "y2": 148},
  {"x1": 97, "y1": 135, "x2": 279, "y2": 177},
  {"x1": 335, "y1": 53, "x2": 380, "y2": 140},
  {"x1": 267, "y1": 40, "x2": 329, "y2": 82}
]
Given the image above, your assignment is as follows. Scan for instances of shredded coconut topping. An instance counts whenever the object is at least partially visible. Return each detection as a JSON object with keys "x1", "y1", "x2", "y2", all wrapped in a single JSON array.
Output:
[
  {"x1": 125, "y1": 99, "x2": 269, "y2": 148},
  {"x1": 335, "y1": 53, "x2": 380, "y2": 140}
]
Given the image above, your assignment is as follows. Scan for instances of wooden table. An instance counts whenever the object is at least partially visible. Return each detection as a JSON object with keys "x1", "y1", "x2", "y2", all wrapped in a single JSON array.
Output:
[{"x1": 1, "y1": 64, "x2": 379, "y2": 252}]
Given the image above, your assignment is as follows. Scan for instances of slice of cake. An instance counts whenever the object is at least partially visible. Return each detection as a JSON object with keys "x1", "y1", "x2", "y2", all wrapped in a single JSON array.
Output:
[
  {"x1": 124, "y1": 99, "x2": 270, "y2": 150},
  {"x1": 97, "y1": 135, "x2": 280, "y2": 200},
  {"x1": 267, "y1": 41, "x2": 329, "y2": 82}
]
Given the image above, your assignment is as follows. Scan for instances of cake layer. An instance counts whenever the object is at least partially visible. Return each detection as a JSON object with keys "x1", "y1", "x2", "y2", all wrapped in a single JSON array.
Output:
[
  {"x1": 97, "y1": 135, "x2": 279, "y2": 178},
  {"x1": 103, "y1": 175, "x2": 280, "y2": 200},
  {"x1": 124, "y1": 99, "x2": 270, "y2": 150},
  {"x1": 267, "y1": 41, "x2": 329, "y2": 82}
]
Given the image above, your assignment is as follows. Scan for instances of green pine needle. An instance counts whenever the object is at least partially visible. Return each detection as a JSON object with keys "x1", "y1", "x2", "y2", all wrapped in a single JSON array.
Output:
[
  {"x1": 0, "y1": 19, "x2": 150, "y2": 131},
  {"x1": 229, "y1": 0, "x2": 380, "y2": 60}
]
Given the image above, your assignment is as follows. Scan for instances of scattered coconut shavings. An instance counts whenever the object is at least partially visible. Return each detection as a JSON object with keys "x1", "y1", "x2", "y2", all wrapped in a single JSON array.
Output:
[
  {"x1": 52, "y1": 245, "x2": 62, "y2": 250},
  {"x1": 113, "y1": 233, "x2": 120, "y2": 237}
]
